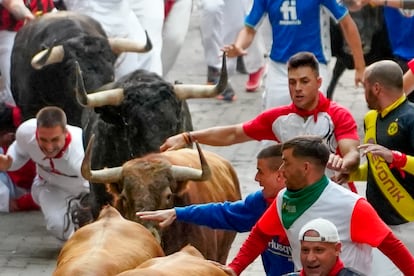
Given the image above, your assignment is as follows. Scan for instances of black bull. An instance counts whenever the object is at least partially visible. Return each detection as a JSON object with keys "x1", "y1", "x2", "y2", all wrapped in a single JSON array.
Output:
[
  {"x1": 10, "y1": 11, "x2": 229, "y2": 222},
  {"x1": 72, "y1": 57, "x2": 227, "y2": 221},
  {"x1": 10, "y1": 11, "x2": 150, "y2": 127}
]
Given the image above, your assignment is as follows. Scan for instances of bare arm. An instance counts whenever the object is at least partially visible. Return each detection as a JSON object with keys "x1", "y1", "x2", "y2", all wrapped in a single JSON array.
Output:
[
  {"x1": 337, "y1": 138, "x2": 361, "y2": 172},
  {"x1": 1, "y1": 0, "x2": 35, "y2": 21},
  {"x1": 0, "y1": 154, "x2": 13, "y2": 171},
  {"x1": 359, "y1": 143, "x2": 414, "y2": 176},
  {"x1": 339, "y1": 14, "x2": 366, "y2": 87},
  {"x1": 329, "y1": 139, "x2": 360, "y2": 183},
  {"x1": 222, "y1": 26, "x2": 256, "y2": 58},
  {"x1": 160, "y1": 124, "x2": 251, "y2": 151}
]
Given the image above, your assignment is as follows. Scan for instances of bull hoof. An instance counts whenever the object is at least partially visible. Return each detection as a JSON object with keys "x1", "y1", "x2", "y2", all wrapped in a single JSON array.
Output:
[{"x1": 68, "y1": 192, "x2": 94, "y2": 230}]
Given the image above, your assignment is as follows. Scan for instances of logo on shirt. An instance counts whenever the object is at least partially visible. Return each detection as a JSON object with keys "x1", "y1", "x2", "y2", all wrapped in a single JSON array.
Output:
[
  {"x1": 280, "y1": 0, "x2": 301, "y2": 25},
  {"x1": 282, "y1": 202, "x2": 296, "y2": 213},
  {"x1": 387, "y1": 121, "x2": 398, "y2": 136},
  {"x1": 268, "y1": 238, "x2": 292, "y2": 257}
]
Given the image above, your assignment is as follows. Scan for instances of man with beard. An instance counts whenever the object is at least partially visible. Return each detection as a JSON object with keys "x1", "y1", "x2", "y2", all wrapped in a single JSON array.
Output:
[{"x1": 350, "y1": 59, "x2": 414, "y2": 275}]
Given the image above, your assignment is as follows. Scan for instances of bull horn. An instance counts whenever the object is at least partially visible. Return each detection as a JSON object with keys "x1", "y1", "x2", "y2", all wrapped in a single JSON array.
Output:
[
  {"x1": 74, "y1": 61, "x2": 124, "y2": 107},
  {"x1": 171, "y1": 141, "x2": 211, "y2": 181},
  {"x1": 31, "y1": 45, "x2": 65, "y2": 70},
  {"x1": 108, "y1": 31, "x2": 152, "y2": 55},
  {"x1": 173, "y1": 54, "x2": 227, "y2": 99},
  {"x1": 81, "y1": 134, "x2": 123, "y2": 183}
]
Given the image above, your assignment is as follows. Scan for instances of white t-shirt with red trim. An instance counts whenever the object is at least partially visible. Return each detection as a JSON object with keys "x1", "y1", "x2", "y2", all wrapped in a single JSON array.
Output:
[
  {"x1": 6, "y1": 119, "x2": 88, "y2": 195},
  {"x1": 242, "y1": 94, "x2": 359, "y2": 155}
]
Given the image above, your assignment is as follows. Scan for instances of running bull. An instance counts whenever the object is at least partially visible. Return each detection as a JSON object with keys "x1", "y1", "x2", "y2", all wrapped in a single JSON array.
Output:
[
  {"x1": 73, "y1": 55, "x2": 227, "y2": 220},
  {"x1": 10, "y1": 11, "x2": 151, "y2": 127},
  {"x1": 81, "y1": 136, "x2": 241, "y2": 264}
]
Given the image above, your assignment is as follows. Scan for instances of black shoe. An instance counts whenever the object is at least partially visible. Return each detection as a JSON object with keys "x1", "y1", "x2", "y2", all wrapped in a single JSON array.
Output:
[
  {"x1": 207, "y1": 66, "x2": 220, "y2": 84},
  {"x1": 216, "y1": 82, "x2": 236, "y2": 102}
]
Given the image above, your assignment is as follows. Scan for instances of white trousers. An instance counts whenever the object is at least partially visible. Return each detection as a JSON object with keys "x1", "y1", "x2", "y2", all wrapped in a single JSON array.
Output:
[
  {"x1": 0, "y1": 172, "x2": 14, "y2": 212},
  {"x1": 63, "y1": 0, "x2": 164, "y2": 77},
  {"x1": 162, "y1": 0, "x2": 193, "y2": 77},
  {"x1": 0, "y1": 30, "x2": 17, "y2": 105},
  {"x1": 31, "y1": 176, "x2": 88, "y2": 241},
  {"x1": 128, "y1": 0, "x2": 164, "y2": 76},
  {"x1": 0, "y1": 148, "x2": 24, "y2": 212},
  {"x1": 199, "y1": 0, "x2": 266, "y2": 76},
  {"x1": 262, "y1": 61, "x2": 329, "y2": 110},
  {"x1": 371, "y1": 221, "x2": 414, "y2": 276}
]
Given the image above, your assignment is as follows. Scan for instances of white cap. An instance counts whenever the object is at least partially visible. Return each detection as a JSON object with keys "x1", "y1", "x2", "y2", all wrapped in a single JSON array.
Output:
[{"x1": 299, "y1": 218, "x2": 340, "y2": 243}]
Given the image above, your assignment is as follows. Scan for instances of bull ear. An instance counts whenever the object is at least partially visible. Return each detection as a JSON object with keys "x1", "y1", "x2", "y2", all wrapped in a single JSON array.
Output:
[
  {"x1": 81, "y1": 135, "x2": 123, "y2": 183},
  {"x1": 75, "y1": 62, "x2": 124, "y2": 107},
  {"x1": 173, "y1": 54, "x2": 227, "y2": 99},
  {"x1": 108, "y1": 31, "x2": 152, "y2": 54},
  {"x1": 171, "y1": 142, "x2": 211, "y2": 181},
  {"x1": 31, "y1": 45, "x2": 65, "y2": 69}
]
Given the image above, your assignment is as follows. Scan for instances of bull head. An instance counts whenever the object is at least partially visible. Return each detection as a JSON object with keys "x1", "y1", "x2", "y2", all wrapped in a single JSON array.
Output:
[
  {"x1": 75, "y1": 54, "x2": 228, "y2": 107},
  {"x1": 31, "y1": 32, "x2": 152, "y2": 70},
  {"x1": 81, "y1": 135, "x2": 211, "y2": 184}
]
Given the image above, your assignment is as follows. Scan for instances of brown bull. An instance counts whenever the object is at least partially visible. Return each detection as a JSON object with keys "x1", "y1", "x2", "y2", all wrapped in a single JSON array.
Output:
[
  {"x1": 53, "y1": 205, "x2": 164, "y2": 276},
  {"x1": 116, "y1": 245, "x2": 230, "y2": 276},
  {"x1": 81, "y1": 136, "x2": 242, "y2": 264}
]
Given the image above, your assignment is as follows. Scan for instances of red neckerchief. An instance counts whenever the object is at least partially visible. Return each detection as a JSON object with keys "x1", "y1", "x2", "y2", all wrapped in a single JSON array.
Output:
[
  {"x1": 300, "y1": 257, "x2": 344, "y2": 276},
  {"x1": 36, "y1": 130, "x2": 72, "y2": 159},
  {"x1": 290, "y1": 93, "x2": 331, "y2": 122},
  {"x1": 12, "y1": 106, "x2": 22, "y2": 127},
  {"x1": 5, "y1": 103, "x2": 22, "y2": 128},
  {"x1": 164, "y1": 0, "x2": 175, "y2": 18}
]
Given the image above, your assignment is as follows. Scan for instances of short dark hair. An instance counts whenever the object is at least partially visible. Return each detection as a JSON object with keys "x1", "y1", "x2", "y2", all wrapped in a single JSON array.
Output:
[
  {"x1": 282, "y1": 136, "x2": 329, "y2": 167},
  {"x1": 36, "y1": 106, "x2": 67, "y2": 129},
  {"x1": 257, "y1": 144, "x2": 282, "y2": 159},
  {"x1": 287, "y1": 51, "x2": 319, "y2": 76},
  {"x1": 257, "y1": 144, "x2": 283, "y2": 171}
]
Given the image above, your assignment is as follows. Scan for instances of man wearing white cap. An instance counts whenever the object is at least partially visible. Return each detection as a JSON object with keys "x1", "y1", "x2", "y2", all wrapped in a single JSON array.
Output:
[{"x1": 298, "y1": 218, "x2": 364, "y2": 276}]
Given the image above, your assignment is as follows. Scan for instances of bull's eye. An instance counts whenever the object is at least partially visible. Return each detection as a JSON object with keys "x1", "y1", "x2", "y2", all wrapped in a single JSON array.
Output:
[
  {"x1": 117, "y1": 195, "x2": 127, "y2": 214},
  {"x1": 166, "y1": 193, "x2": 173, "y2": 205}
]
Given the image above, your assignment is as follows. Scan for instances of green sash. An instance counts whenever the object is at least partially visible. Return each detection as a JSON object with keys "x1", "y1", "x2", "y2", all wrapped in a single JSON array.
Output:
[{"x1": 365, "y1": 111, "x2": 414, "y2": 221}]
